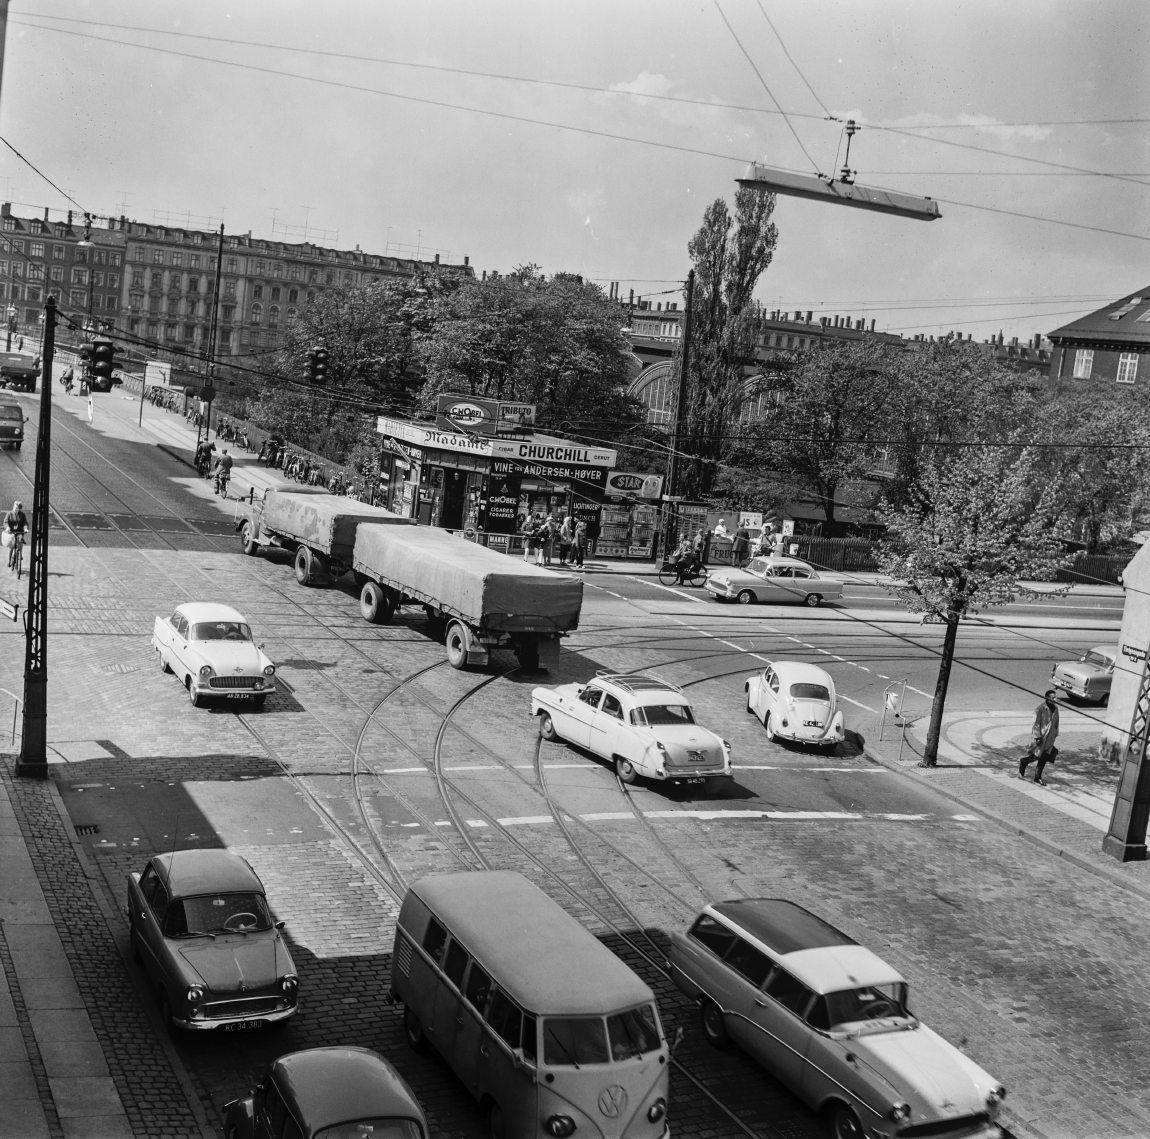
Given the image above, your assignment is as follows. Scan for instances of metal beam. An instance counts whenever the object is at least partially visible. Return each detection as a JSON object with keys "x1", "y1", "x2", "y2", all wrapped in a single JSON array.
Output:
[{"x1": 738, "y1": 164, "x2": 941, "y2": 222}]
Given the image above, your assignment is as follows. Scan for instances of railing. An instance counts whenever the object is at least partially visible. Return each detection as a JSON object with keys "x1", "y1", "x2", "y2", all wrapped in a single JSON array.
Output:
[{"x1": 0, "y1": 686, "x2": 22, "y2": 747}]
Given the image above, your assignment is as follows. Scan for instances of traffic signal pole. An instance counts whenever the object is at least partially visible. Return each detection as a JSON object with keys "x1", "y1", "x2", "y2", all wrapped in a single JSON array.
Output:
[
  {"x1": 662, "y1": 269, "x2": 694, "y2": 558},
  {"x1": 17, "y1": 297, "x2": 54, "y2": 778}
]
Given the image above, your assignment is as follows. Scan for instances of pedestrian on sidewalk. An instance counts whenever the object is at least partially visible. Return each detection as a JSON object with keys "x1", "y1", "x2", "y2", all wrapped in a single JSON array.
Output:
[
  {"x1": 558, "y1": 514, "x2": 573, "y2": 566},
  {"x1": 570, "y1": 519, "x2": 587, "y2": 569},
  {"x1": 1019, "y1": 690, "x2": 1060, "y2": 785}
]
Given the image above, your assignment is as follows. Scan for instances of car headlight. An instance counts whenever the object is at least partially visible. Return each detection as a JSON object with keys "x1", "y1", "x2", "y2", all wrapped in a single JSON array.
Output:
[
  {"x1": 263, "y1": 664, "x2": 275, "y2": 677},
  {"x1": 647, "y1": 1098, "x2": 667, "y2": 1123},
  {"x1": 198, "y1": 664, "x2": 213, "y2": 677},
  {"x1": 656, "y1": 742, "x2": 670, "y2": 759},
  {"x1": 253, "y1": 677, "x2": 265, "y2": 690},
  {"x1": 987, "y1": 1086, "x2": 1006, "y2": 1108},
  {"x1": 185, "y1": 985, "x2": 204, "y2": 1004},
  {"x1": 545, "y1": 1117, "x2": 576, "y2": 1137},
  {"x1": 891, "y1": 1102, "x2": 911, "y2": 1122},
  {"x1": 281, "y1": 975, "x2": 298, "y2": 995}
]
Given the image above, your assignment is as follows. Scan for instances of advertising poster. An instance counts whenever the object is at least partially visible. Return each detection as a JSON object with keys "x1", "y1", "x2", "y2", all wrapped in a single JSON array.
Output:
[{"x1": 481, "y1": 473, "x2": 522, "y2": 534}]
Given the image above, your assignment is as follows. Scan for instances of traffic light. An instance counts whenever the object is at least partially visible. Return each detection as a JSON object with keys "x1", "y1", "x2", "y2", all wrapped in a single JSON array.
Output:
[
  {"x1": 306, "y1": 347, "x2": 318, "y2": 384},
  {"x1": 91, "y1": 339, "x2": 117, "y2": 386},
  {"x1": 311, "y1": 345, "x2": 329, "y2": 387},
  {"x1": 77, "y1": 343, "x2": 94, "y2": 379}
]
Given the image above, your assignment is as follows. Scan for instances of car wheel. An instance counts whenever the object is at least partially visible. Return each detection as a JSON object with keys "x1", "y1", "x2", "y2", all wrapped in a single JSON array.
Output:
[
  {"x1": 804, "y1": 592, "x2": 823, "y2": 608},
  {"x1": 736, "y1": 589, "x2": 756, "y2": 605},
  {"x1": 403, "y1": 1006, "x2": 430, "y2": 1053},
  {"x1": 745, "y1": 685, "x2": 754, "y2": 714},
  {"x1": 445, "y1": 622, "x2": 468, "y2": 670},
  {"x1": 539, "y1": 712, "x2": 560, "y2": 742},
  {"x1": 239, "y1": 521, "x2": 259, "y2": 557},
  {"x1": 157, "y1": 649, "x2": 170, "y2": 674},
  {"x1": 700, "y1": 999, "x2": 730, "y2": 1049},
  {"x1": 186, "y1": 680, "x2": 202, "y2": 708},
  {"x1": 488, "y1": 1101, "x2": 508, "y2": 1139},
  {"x1": 764, "y1": 713, "x2": 776, "y2": 742},
  {"x1": 360, "y1": 580, "x2": 392, "y2": 624},
  {"x1": 615, "y1": 756, "x2": 637, "y2": 784},
  {"x1": 829, "y1": 1105, "x2": 863, "y2": 1139}
]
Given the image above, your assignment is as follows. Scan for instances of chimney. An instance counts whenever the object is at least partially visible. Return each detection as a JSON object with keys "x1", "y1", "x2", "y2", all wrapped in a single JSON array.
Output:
[
  {"x1": 629, "y1": 289, "x2": 634, "y2": 305},
  {"x1": 1032, "y1": 332, "x2": 1040, "y2": 349},
  {"x1": 482, "y1": 270, "x2": 487, "y2": 281},
  {"x1": 43, "y1": 207, "x2": 49, "y2": 221},
  {"x1": 464, "y1": 255, "x2": 469, "y2": 267},
  {"x1": 806, "y1": 310, "x2": 813, "y2": 323},
  {"x1": 820, "y1": 316, "x2": 829, "y2": 328},
  {"x1": 656, "y1": 302, "x2": 662, "y2": 312},
  {"x1": 856, "y1": 319, "x2": 864, "y2": 330},
  {"x1": 434, "y1": 253, "x2": 440, "y2": 264},
  {"x1": 1010, "y1": 336, "x2": 1018, "y2": 346},
  {"x1": 869, "y1": 319, "x2": 875, "y2": 332}
]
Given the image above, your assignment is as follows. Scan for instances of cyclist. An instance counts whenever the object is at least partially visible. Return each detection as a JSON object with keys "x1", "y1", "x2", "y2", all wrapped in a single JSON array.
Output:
[
  {"x1": 210, "y1": 448, "x2": 233, "y2": 496},
  {"x1": 4, "y1": 499, "x2": 28, "y2": 571},
  {"x1": 195, "y1": 438, "x2": 215, "y2": 477},
  {"x1": 670, "y1": 536, "x2": 699, "y2": 585}
]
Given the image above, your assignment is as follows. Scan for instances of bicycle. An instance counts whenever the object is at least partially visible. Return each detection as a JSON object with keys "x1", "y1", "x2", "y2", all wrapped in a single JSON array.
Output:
[
  {"x1": 8, "y1": 531, "x2": 24, "y2": 579},
  {"x1": 658, "y1": 557, "x2": 708, "y2": 588}
]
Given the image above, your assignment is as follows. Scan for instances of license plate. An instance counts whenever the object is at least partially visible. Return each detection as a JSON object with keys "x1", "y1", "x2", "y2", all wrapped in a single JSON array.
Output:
[
  {"x1": 804, "y1": 720, "x2": 822, "y2": 727},
  {"x1": 222, "y1": 1019, "x2": 261, "y2": 1031},
  {"x1": 226, "y1": 692, "x2": 252, "y2": 700},
  {"x1": 688, "y1": 752, "x2": 707, "y2": 763}
]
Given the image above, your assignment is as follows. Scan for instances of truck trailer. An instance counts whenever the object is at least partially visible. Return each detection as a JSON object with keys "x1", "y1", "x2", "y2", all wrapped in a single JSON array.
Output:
[
  {"x1": 236, "y1": 488, "x2": 414, "y2": 584},
  {"x1": 351, "y1": 523, "x2": 583, "y2": 672}
]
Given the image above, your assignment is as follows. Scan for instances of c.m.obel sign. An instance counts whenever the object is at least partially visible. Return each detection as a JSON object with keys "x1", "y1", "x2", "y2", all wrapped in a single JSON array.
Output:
[{"x1": 435, "y1": 394, "x2": 536, "y2": 436}]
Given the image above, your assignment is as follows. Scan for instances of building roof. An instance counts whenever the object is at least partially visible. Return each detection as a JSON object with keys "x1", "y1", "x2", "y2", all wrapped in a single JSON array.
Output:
[
  {"x1": 151, "y1": 849, "x2": 263, "y2": 898},
  {"x1": 411, "y1": 872, "x2": 655, "y2": 1015},
  {"x1": 1048, "y1": 287, "x2": 1150, "y2": 347}
]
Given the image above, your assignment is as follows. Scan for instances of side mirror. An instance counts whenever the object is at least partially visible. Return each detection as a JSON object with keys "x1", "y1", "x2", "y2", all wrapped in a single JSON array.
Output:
[
  {"x1": 275, "y1": 920, "x2": 285, "y2": 930},
  {"x1": 671, "y1": 1026, "x2": 684, "y2": 1053}
]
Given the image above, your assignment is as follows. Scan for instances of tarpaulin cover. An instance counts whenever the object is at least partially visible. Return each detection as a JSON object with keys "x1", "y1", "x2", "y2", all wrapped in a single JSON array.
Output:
[
  {"x1": 260, "y1": 491, "x2": 412, "y2": 560},
  {"x1": 353, "y1": 524, "x2": 583, "y2": 632}
]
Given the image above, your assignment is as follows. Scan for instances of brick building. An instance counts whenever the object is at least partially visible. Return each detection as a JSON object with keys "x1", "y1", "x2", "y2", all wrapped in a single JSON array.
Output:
[
  {"x1": 1048, "y1": 287, "x2": 1150, "y2": 390},
  {"x1": 0, "y1": 203, "x2": 473, "y2": 359}
]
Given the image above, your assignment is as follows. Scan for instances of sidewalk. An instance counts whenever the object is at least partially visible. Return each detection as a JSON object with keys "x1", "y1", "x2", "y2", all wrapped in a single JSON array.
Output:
[
  {"x1": 862, "y1": 708, "x2": 1150, "y2": 902},
  {"x1": 0, "y1": 762, "x2": 133, "y2": 1139}
]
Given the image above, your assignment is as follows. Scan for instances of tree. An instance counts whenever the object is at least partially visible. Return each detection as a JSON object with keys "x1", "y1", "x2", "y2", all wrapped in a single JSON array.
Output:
[
  {"x1": 678, "y1": 188, "x2": 778, "y2": 498},
  {"x1": 415, "y1": 265, "x2": 643, "y2": 435},
  {"x1": 876, "y1": 442, "x2": 1075, "y2": 766}
]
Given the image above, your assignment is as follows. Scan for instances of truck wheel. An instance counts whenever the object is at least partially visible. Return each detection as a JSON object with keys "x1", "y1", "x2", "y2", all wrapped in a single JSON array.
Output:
[
  {"x1": 239, "y1": 521, "x2": 259, "y2": 556},
  {"x1": 515, "y1": 642, "x2": 540, "y2": 673},
  {"x1": 445, "y1": 622, "x2": 469, "y2": 670},
  {"x1": 294, "y1": 546, "x2": 320, "y2": 585},
  {"x1": 360, "y1": 581, "x2": 392, "y2": 624}
]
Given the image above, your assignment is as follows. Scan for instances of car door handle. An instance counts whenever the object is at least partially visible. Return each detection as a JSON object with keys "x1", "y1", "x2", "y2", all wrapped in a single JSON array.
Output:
[
  {"x1": 479, "y1": 1042, "x2": 490, "y2": 1057},
  {"x1": 753, "y1": 998, "x2": 768, "y2": 1007},
  {"x1": 456, "y1": 1016, "x2": 465, "y2": 1026}
]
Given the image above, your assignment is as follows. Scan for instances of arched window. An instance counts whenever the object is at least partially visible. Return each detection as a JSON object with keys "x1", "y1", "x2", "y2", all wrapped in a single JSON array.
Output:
[
  {"x1": 251, "y1": 302, "x2": 262, "y2": 326},
  {"x1": 268, "y1": 305, "x2": 280, "y2": 328}
]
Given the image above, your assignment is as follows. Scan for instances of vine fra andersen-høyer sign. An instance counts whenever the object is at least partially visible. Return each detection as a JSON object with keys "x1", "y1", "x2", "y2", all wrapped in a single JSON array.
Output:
[{"x1": 375, "y1": 416, "x2": 617, "y2": 467}]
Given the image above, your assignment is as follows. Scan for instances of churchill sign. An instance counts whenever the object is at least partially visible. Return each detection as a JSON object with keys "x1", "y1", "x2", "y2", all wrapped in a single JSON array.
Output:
[{"x1": 490, "y1": 438, "x2": 617, "y2": 467}]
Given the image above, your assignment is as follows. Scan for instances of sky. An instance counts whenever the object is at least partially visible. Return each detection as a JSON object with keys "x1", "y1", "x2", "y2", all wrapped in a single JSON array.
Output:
[{"x1": 0, "y1": 0, "x2": 1146, "y2": 344}]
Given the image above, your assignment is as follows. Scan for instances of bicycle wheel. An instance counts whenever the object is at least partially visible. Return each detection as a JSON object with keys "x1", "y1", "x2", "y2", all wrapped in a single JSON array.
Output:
[
  {"x1": 658, "y1": 565, "x2": 680, "y2": 587},
  {"x1": 687, "y1": 566, "x2": 709, "y2": 587},
  {"x1": 13, "y1": 541, "x2": 22, "y2": 579}
]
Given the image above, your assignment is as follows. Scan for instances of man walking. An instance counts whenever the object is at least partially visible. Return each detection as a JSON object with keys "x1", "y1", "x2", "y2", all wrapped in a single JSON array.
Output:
[{"x1": 1019, "y1": 690, "x2": 1060, "y2": 785}]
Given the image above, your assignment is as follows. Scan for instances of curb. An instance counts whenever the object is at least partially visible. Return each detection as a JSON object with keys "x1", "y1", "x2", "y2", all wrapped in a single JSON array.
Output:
[{"x1": 862, "y1": 736, "x2": 1150, "y2": 905}]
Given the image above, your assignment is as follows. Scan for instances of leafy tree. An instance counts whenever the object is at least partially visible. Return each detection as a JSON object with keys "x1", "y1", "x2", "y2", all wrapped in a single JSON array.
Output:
[
  {"x1": 678, "y1": 188, "x2": 778, "y2": 497},
  {"x1": 415, "y1": 265, "x2": 643, "y2": 433},
  {"x1": 876, "y1": 442, "x2": 1074, "y2": 766}
]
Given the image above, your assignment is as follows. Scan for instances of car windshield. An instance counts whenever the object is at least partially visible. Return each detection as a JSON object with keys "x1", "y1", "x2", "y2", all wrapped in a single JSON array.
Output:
[
  {"x1": 164, "y1": 891, "x2": 272, "y2": 936},
  {"x1": 606, "y1": 1004, "x2": 662, "y2": 1060},
  {"x1": 192, "y1": 621, "x2": 252, "y2": 642},
  {"x1": 315, "y1": 1120, "x2": 425, "y2": 1139},
  {"x1": 543, "y1": 1016, "x2": 609, "y2": 1065},
  {"x1": 824, "y1": 983, "x2": 910, "y2": 1029},
  {"x1": 790, "y1": 683, "x2": 831, "y2": 701},
  {"x1": 1083, "y1": 651, "x2": 1112, "y2": 667},
  {"x1": 633, "y1": 703, "x2": 696, "y2": 727}
]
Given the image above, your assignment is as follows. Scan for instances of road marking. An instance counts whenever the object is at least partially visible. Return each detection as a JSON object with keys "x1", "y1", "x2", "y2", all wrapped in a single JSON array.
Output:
[
  {"x1": 628, "y1": 576, "x2": 706, "y2": 604},
  {"x1": 838, "y1": 694, "x2": 878, "y2": 712},
  {"x1": 439, "y1": 809, "x2": 967, "y2": 828}
]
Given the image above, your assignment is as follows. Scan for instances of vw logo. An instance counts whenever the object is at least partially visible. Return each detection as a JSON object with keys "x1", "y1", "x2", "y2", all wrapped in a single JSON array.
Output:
[
  {"x1": 447, "y1": 402, "x2": 486, "y2": 424},
  {"x1": 597, "y1": 1085, "x2": 628, "y2": 1118}
]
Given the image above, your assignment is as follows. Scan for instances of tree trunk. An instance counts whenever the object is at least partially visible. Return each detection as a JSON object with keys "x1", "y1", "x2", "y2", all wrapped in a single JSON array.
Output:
[{"x1": 921, "y1": 612, "x2": 960, "y2": 766}]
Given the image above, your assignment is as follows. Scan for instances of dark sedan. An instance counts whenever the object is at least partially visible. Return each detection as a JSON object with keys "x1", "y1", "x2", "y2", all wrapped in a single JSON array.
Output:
[
  {"x1": 126, "y1": 849, "x2": 298, "y2": 1032},
  {"x1": 224, "y1": 1047, "x2": 429, "y2": 1139}
]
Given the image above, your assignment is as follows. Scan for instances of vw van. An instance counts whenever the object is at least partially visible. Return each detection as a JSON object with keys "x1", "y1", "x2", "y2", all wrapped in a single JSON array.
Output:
[{"x1": 392, "y1": 871, "x2": 671, "y2": 1138}]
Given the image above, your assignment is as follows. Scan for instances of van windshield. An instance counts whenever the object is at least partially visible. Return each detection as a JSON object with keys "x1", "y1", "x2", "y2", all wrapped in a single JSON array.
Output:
[
  {"x1": 607, "y1": 1004, "x2": 662, "y2": 1060},
  {"x1": 315, "y1": 1121, "x2": 424, "y2": 1139},
  {"x1": 543, "y1": 1005, "x2": 662, "y2": 1065}
]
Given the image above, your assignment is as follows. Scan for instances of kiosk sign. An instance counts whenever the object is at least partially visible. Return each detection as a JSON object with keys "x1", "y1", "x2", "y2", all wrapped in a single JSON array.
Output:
[{"x1": 435, "y1": 394, "x2": 536, "y2": 436}]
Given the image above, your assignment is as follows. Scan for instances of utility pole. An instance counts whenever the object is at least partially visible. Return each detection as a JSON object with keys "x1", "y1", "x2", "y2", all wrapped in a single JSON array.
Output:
[
  {"x1": 196, "y1": 223, "x2": 224, "y2": 448},
  {"x1": 662, "y1": 269, "x2": 694, "y2": 558},
  {"x1": 17, "y1": 297, "x2": 54, "y2": 778}
]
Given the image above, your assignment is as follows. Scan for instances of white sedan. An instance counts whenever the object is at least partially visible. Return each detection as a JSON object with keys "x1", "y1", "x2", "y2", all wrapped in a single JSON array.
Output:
[
  {"x1": 746, "y1": 660, "x2": 844, "y2": 749},
  {"x1": 152, "y1": 602, "x2": 277, "y2": 708},
  {"x1": 531, "y1": 672, "x2": 733, "y2": 787}
]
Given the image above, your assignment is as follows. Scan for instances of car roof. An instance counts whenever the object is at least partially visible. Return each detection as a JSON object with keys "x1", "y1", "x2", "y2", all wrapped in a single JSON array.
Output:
[
  {"x1": 412, "y1": 872, "x2": 655, "y2": 1014},
  {"x1": 176, "y1": 602, "x2": 248, "y2": 624},
  {"x1": 1087, "y1": 646, "x2": 1117, "y2": 660},
  {"x1": 150, "y1": 849, "x2": 264, "y2": 897},
  {"x1": 765, "y1": 661, "x2": 835, "y2": 686},
  {"x1": 274, "y1": 1047, "x2": 426, "y2": 1132},
  {"x1": 591, "y1": 673, "x2": 685, "y2": 696},
  {"x1": 708, "y1": 900, "x2": 904, "y2": 994},
  {"x1": 0, "y1": 403, "x2": 22, "y2": 416}
]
